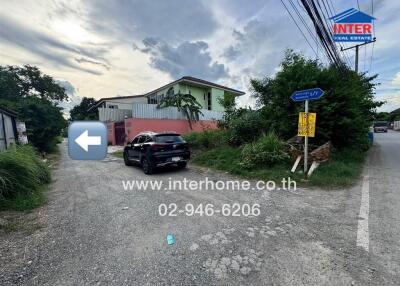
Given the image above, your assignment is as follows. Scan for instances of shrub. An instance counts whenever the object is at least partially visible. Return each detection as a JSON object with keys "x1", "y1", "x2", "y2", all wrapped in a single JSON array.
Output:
[
  {"x1": 0, "y1": 145, "x2": 50, "y2": 199},
  {"x1": 251, "y1": 50, "x2": 382, "y2": 149},
  {"x1": 183, "y1": 129, "x2": 230, "y2": 149},
  {"x1": 240, "y1": 132, "x2": 289, "y2": 169},
  {"x1": 228, "y1": 111, "x2": 267, "y2": 145}
]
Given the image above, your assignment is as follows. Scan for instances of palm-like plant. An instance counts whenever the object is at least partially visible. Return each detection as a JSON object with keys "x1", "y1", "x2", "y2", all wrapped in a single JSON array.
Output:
[{"x1": 157, "y1": 87, "x2": 203, "y2": 130}]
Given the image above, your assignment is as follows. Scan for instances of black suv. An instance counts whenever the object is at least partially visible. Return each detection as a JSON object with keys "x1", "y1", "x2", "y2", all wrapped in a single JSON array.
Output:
[{"x1": 123, "y1": 131, "x2": 190, "y2": 174}]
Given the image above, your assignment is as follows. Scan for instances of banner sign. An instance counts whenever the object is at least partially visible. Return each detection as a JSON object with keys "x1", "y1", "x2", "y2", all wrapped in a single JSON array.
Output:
[
  {"x1": 298, "y1": 112, "x2": 316, "y2": 137},
  {"x1": 329, "y1": 8, "x2": 376, "y2": 42}
]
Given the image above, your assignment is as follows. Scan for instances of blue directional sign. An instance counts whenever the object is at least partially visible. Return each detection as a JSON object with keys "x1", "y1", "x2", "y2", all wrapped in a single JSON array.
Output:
[
  {"x1": 68, "y1": 121, "x2": 107, "y2": 160},
  {"x1": 291, "y1": 88, "x2": 324, "y2": 101}
]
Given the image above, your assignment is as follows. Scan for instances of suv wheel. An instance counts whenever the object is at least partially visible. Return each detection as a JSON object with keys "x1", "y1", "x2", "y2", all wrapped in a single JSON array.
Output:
[
  {"x1": 124, "y1": 151, "x2": 132, "y2": 166},
  {"x1": 142, "y1": 158, "x2": 154, "y2": 175},
  {"x1": 177, "y1": 161, "x2": 187, "y2": 169}
]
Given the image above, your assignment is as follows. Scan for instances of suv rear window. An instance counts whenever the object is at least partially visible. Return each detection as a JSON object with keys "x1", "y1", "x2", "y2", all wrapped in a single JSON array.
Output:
[
  {"x1": 374, "y1": 122, "x2": 387, "y2": 127},
  {"x1": 155, "y1": 135, "x2": 184, "y2": 143}
]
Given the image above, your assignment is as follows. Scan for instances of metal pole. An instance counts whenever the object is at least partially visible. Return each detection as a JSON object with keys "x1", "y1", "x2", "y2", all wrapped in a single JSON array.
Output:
[
  {"x1": 341, "y1": 39, "x2": 376, "y2": 73},
  {"x1": 355, "y1": 45, "x2": 359, "y2": 73},
  {"x1": 304, "y1": 100, "x2": 309, "y2": 178}
]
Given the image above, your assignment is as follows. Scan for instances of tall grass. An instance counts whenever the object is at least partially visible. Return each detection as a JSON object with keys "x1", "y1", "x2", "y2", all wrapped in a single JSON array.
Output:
[
  {"x1": 0, "y1": 145, "x2": 50, "y2": 209},
  {"x1": 192, "y1": 145, "x2": 365, "y2": 189},
  {"x1": 183, "y1": 129, "x2": 230, "y2": 149},
  {"x1": 240, "y1": 132, "x2": 290, "y2": 168}
]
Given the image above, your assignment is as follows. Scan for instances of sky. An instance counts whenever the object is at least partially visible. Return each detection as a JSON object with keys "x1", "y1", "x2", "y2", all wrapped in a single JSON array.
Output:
[{"x1": 0, "y1": 0, "x2": 399, "y2": 115}]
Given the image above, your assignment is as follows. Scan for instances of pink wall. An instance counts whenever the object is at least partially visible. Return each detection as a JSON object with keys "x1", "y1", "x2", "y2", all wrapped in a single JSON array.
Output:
[
  {"x1": 124, "y1": 118, "x2": 218, "y2": 142},
  {"x1": 107, "y1": 122, "x2": 116, "y2": 145}
]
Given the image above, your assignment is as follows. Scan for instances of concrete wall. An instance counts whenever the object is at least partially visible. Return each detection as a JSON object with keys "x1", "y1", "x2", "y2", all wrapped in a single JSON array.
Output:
[
  {"x1": 211, "y1": 88, "x2": 225, "y2": 112},
  {"x1": 124, "y1": 118, "x2": 218, "y2": 142},
  {"x1": 148, "y1": 82, "x2": 226, "y2": 111},
  {"x1": 394, "y1": 121, "x2": 400, "y2": 131}
]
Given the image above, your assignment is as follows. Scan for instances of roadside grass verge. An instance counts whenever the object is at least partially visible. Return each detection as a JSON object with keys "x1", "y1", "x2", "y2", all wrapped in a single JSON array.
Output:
[
  {"x1": 110, "y1": 151, "x2": 124, "y2": 158},
  {"x1": 191, "y1": 145, "x2": 366, "y2": 189},
  {"x1": 0, "y1": 186, "x2": 47, "y2": 212},
  {"x1": 0, "y1": 145, "x2": 52, "y2": 212}
]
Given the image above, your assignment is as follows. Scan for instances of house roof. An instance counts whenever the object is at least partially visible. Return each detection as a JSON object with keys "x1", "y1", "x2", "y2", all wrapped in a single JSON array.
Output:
[
  {"x1": 88, "y1": 76, "x2": 245, "y2": 111},
  {"x1": 143, "y1": 76, "x2": 245, "y2": 96},
  {"x1": 390, "y1": 108, "x2": 400, "y2": 114},
  {"x1": 329, "y1": 8, "x2": 376, "y2": 23},
  {"x1": 88, "y1": 94, "x2": 145, "y2": 111},
  {"x1": 0, "y1": 107, "x2": 18, "y2": 118}
]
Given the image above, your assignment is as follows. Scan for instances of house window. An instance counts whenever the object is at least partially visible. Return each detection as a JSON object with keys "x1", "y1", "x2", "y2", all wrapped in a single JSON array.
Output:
[
  {"x1": 108, "y1": 104, "x2": 118, "y2": 109},
  {"x1": 207, "y1": 92, "x2": 212, "y2": 110},
  {"x1": 148, "y1": 94, "x2": 157, "y2": 104}
]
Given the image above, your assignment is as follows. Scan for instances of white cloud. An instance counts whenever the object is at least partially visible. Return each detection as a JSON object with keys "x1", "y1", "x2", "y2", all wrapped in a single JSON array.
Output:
[{"x1": 0, "y1": 0, "x2": 399, "y2": 112}]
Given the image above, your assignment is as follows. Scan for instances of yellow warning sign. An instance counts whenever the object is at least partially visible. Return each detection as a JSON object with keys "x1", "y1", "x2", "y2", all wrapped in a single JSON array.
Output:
[{"x1": 298, "y1": 112, "x2": 316, "y2": 137}]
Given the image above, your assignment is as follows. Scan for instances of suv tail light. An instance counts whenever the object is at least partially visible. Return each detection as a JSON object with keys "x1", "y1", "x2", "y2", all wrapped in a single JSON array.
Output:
[{"x1": 151, "y1": 144, "x2": 164, "y2": 151}]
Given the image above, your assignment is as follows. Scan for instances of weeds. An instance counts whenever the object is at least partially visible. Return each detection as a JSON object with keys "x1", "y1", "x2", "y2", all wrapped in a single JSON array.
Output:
[{"x1": 0, "y1": 145, "x2": 51, "y2": 211}]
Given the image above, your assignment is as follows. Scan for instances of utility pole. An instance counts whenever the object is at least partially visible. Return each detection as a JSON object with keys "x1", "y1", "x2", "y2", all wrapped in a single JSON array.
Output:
[{"x1": 341, "y1": 38, "x2": 376, "y2": 73}]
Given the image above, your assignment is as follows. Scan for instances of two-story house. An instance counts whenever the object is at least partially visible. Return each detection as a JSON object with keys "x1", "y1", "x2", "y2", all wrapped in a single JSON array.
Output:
[
  {"x1": 89, "y1": 76, "x2": 244, "y2": 145},
  {"x1": 145, "y1": 76, "x2": 244, "y2": 112}
]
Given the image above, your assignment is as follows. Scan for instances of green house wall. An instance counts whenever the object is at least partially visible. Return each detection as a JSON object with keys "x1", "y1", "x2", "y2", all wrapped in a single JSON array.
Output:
[{"x1": 150, "y1": 82, "x2": 238, "y2": 112}]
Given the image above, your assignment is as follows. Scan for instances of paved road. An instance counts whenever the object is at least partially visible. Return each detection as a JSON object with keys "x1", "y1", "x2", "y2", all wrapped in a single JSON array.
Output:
[{"x1": 1, "y1": 132, "x2": 399, "y2": 285}]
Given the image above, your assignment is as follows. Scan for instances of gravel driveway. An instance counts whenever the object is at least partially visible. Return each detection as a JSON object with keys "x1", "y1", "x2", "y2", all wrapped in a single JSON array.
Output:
[{"x1": 1, "y1": 134, "x2": 399, "y2": 285}]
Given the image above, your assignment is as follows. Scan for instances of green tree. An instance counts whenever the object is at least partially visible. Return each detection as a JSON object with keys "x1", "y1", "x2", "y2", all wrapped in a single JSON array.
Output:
[
  {"x1": 157, "y1": 87, "x2": 203, "y2": 130},
  {"x1": 0, "y1": 65, "x2": 68, "y2": 152},
  {"x1": 251, "y1": 50, "x2": 383, "y2": 149},
  {"x1": 69, "y1": 97, "x2": 98, "y2": 121},
  {"x1": 0, "y1": 65, "x2": 68, "y2": 101}
]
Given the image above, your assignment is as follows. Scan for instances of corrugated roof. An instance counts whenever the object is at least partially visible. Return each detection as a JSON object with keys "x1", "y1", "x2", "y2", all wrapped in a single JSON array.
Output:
[
  {"x1": 89, "y1": 94, "x2": 145, "y2": 111},
  {"x1": 0, "y1": 107, "x2": 18, "y2": 117},
  {"x1": 88, "y1": 76, "x2": 245, "y2": 111},
  {"x1": 143, "y1": 76, "x2": 245, "y2": 96}
]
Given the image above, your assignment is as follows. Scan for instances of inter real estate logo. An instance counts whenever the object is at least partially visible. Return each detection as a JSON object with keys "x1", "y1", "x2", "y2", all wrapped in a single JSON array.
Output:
[{"x1": 329, "y1": 8, "x2": 376, "y2": 42}]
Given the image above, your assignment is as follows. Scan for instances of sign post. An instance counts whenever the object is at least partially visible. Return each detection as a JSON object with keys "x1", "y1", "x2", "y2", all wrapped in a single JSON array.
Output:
[
  {"x1": 291, "y1": 88, "x2": 324, "y2": 178},
  {"x1": 304, "y1": 100, "x2": 309, "y2": 177}
]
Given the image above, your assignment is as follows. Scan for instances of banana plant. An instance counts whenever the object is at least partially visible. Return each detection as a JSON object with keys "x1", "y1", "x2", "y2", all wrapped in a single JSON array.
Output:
[{"x1": 157, "y1": 87, "x2": 203, "y2": 130}]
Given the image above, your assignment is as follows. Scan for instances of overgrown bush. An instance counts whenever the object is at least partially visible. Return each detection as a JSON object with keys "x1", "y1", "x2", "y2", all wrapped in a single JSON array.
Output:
[
  {"x1": 0, "y1": 145, "x2": 50, "y2": 199},
  {"x1": 251, "y1": 50, "x2": 382, "y2": 149},
  {"x1": 228, "y1": 110, "x2": 267, "y2": 145},
  {"x1": 183, "y1": 129, "x2": 230, "y2": 149},
  {"x1": 240, "y1": 132, "x2": 289, "y2": 169}
]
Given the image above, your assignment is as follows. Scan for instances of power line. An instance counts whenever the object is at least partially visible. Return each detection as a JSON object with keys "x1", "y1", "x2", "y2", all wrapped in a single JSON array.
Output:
[
  {"x1": 280, "y1": 0, "x2": 319, "y2": 57},
  {"x1": 325, "y1": 0, "x2": 354, "y2": 68},
  {"x1": 299, "y1": 0, "x2": 345, "y2": 70},
  {"x1": 318, "y1": 0, "x2": 352, "y2": 67},
  {"x1": 288, "y1": 0, "x2": 326, "y2": 57}
]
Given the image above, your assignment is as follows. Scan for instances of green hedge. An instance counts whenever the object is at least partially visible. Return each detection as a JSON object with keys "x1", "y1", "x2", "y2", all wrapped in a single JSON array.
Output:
[{"x1": 0, "y1": 145, "x2": 50, "y2": 200}]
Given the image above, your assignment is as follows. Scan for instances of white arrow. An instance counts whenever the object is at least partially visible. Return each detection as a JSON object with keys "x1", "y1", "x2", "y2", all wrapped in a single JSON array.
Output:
[{"x1": 75, "y1": 130, "x2": 101, "y2": 152}]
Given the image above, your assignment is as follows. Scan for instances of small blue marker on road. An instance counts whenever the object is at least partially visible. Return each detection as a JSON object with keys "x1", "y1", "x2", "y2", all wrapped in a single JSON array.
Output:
[{"x1": 167, "y1": 234, "x2": 175, "y2": 245}]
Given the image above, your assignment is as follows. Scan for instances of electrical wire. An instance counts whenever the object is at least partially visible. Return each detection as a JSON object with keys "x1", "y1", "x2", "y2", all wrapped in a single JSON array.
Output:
[
  {"x1": 288, "y1": 0, "x2": 326, "y2": 59},
  {"x1": 280, "y1": 0, "x2": 319, "y2": 57},
  {"x1": 300, "y1": 0, "x2": 345, "y2": 70},
  {"x1": 318, "y1": 0, "x2": 352, "y2": 67}
]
